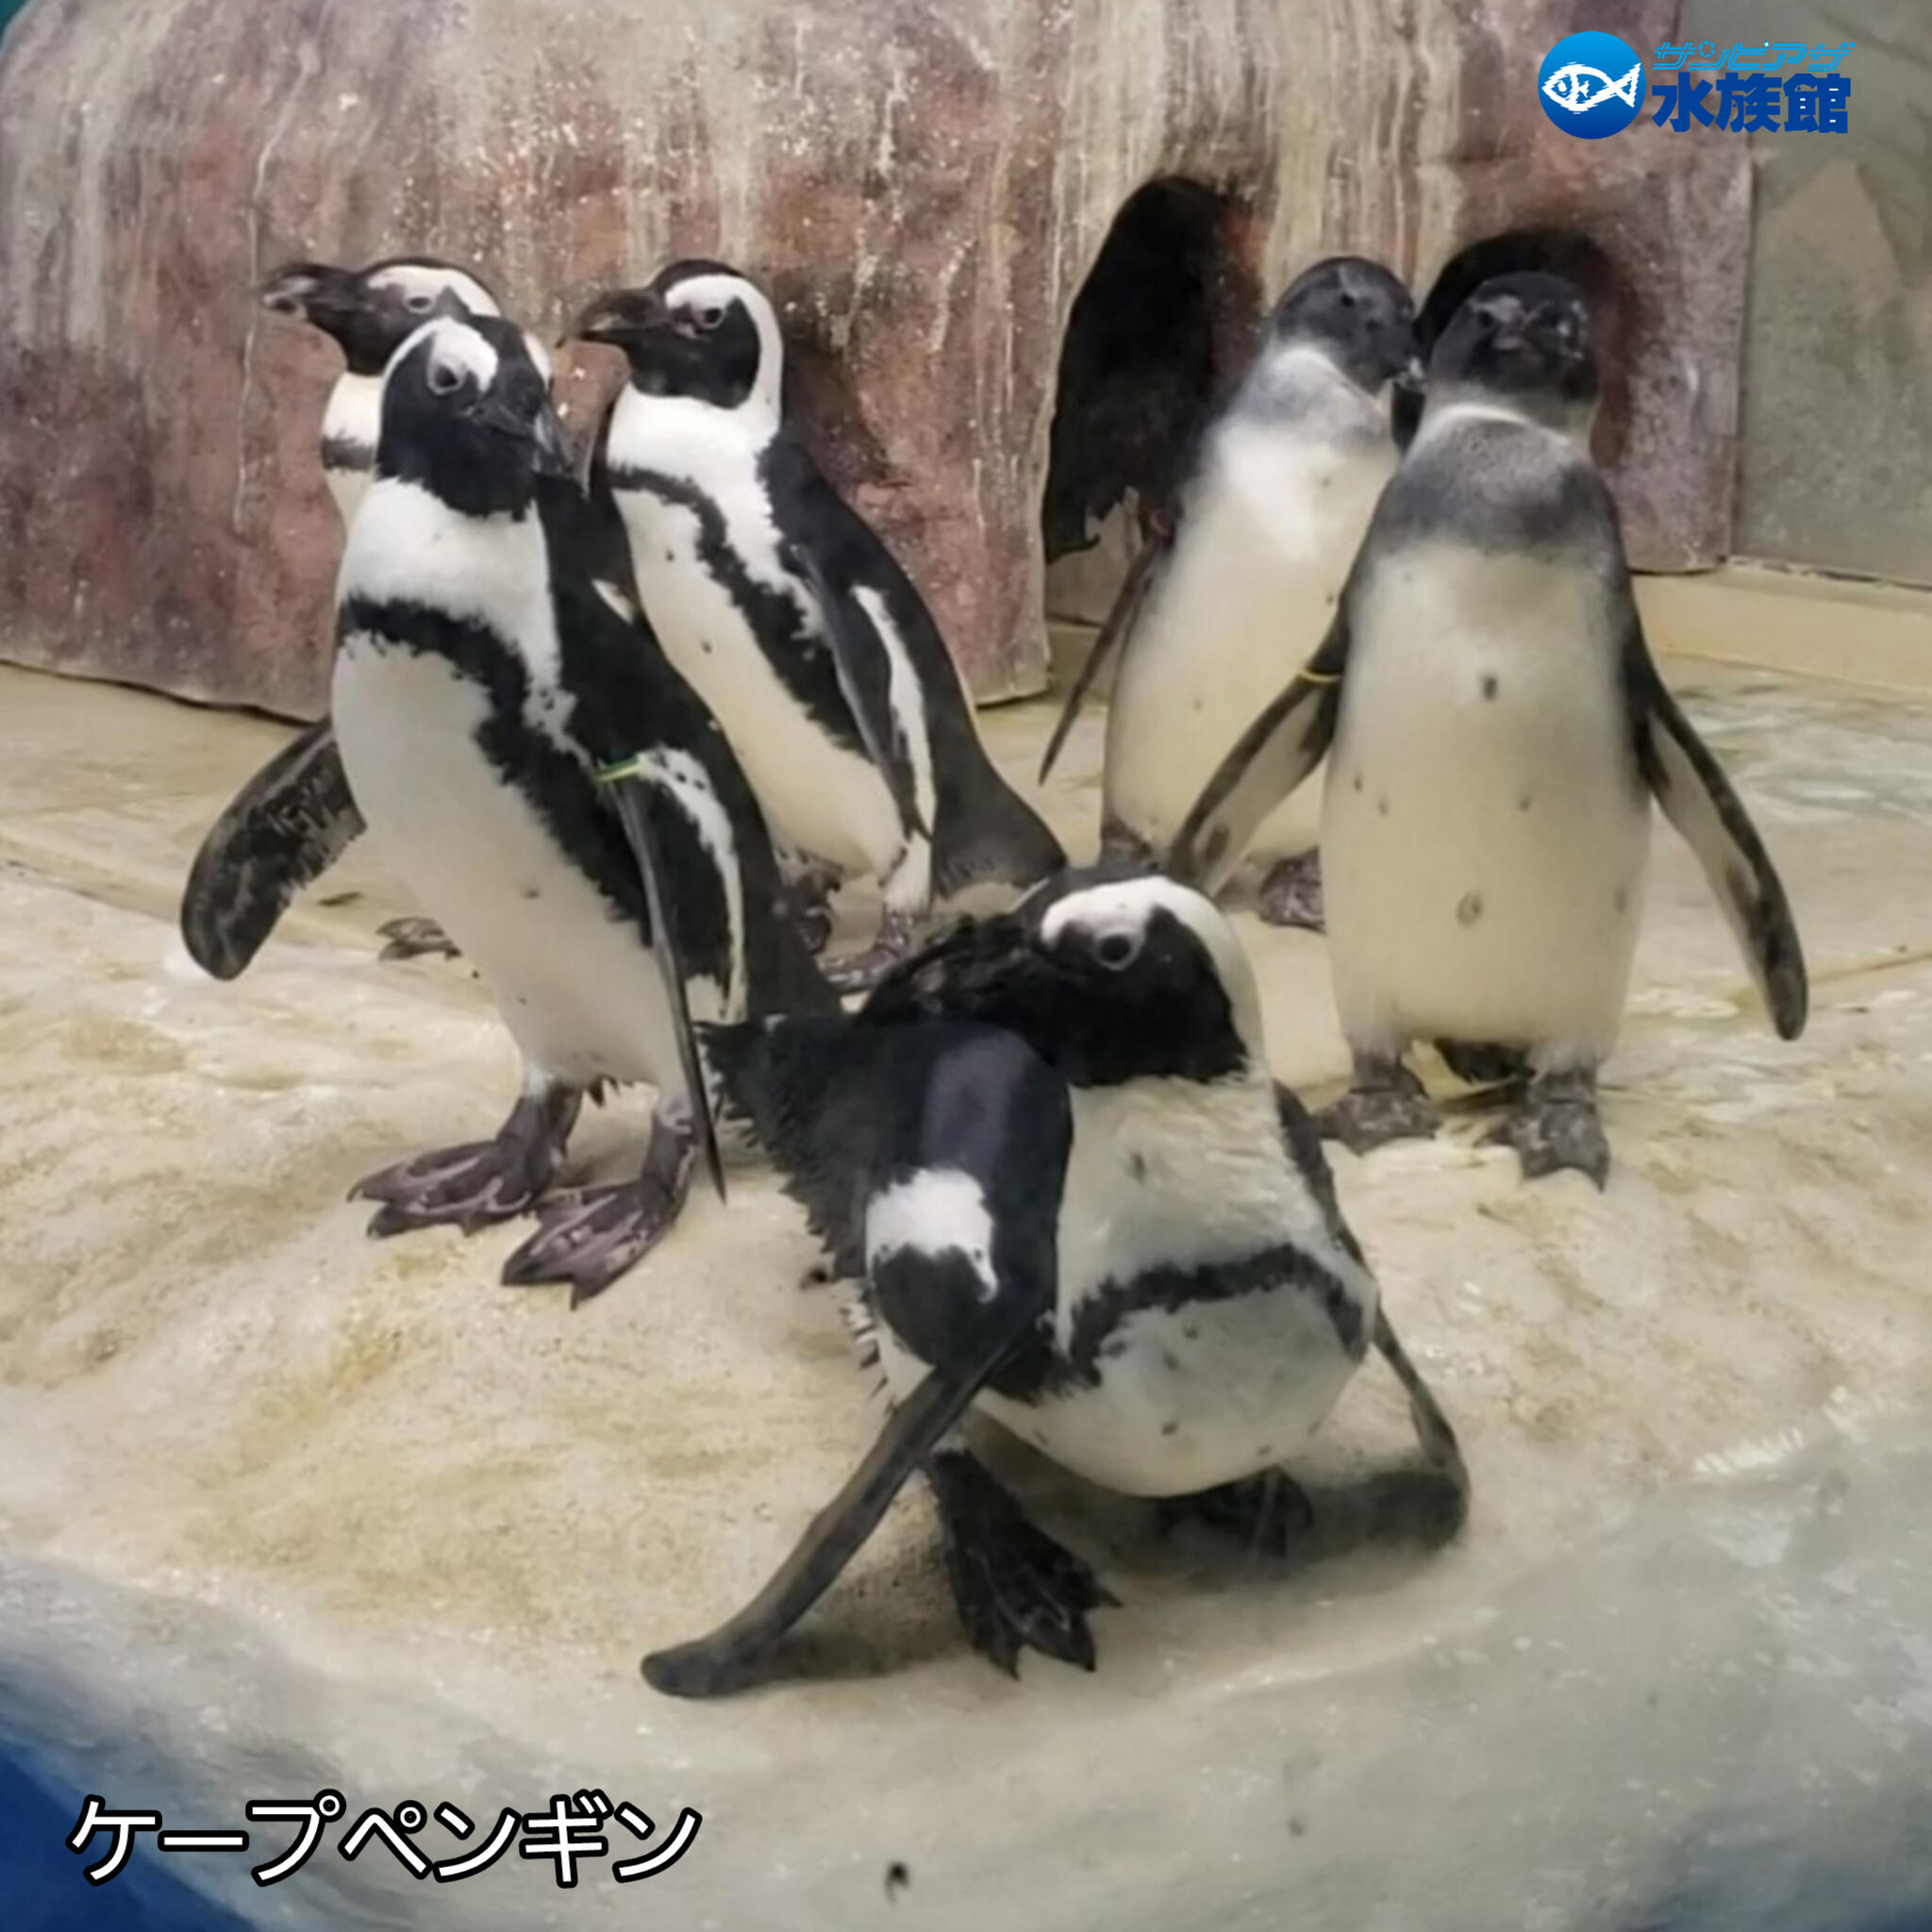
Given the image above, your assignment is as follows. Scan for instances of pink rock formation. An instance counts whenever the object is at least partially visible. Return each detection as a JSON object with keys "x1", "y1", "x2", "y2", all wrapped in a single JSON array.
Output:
[{"x1": 0, "y1": 0, "x2": 1742, "y2": 715}]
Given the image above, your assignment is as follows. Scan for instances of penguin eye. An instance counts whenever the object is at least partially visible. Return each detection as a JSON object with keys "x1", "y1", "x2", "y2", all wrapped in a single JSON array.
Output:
[
  {"x1": 426, "y1": 358, "x2": 465, "y2": 396},
  {"x1": 405, "y1": 292, "x2": 437, "y2": 314},
  {"x1": 695, "y1": 305, "x2": 727, "y2": 332},
  {"x1": 1092, "y1": 928, "x2": 1142, "y2": 973}
]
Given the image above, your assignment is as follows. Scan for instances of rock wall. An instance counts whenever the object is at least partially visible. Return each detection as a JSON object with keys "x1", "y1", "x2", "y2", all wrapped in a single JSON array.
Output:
[{"x1": 0, "y1": 0, "x2": 1745, "y2": 715}]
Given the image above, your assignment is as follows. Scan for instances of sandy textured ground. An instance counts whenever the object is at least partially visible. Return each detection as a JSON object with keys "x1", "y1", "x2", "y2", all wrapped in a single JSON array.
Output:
[{"x1": 2, "y1": 656, "x2": 1930, "y2": 1930}]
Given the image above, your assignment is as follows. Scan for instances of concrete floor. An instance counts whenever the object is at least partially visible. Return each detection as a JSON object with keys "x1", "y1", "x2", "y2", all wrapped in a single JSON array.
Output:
[{"x1": 2, "y1": 653, "x2": 1931, "y2": 1930}]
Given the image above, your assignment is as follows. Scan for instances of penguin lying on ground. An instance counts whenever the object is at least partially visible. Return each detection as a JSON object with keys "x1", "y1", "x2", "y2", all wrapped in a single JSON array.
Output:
[
  {"x1": 330, "y1": 309, "x2": 833, "y2": 1300},
  {"x1": 180, "y1": 258, "x2": 549, "y2": 979},
  {"x1": 1042, "y1": 257, "x2": 1421, "y2": 933},
  {"x1": 631, "y1": 868, "x2": 1466, "y2": 1694},
  {"x1": 573, "y1": 260, "x2": 1065, "y2": 990},
  {"x1": 1173, "y1": 272, "x2": 1807, "y2": 1186}
]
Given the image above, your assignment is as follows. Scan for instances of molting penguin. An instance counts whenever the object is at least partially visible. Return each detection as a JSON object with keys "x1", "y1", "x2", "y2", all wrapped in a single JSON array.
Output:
[
  {"x1": 181, "y1": 258, "x2": 549, "y2": 979},
  {"x1": 331, "y1": 311, "x2": 832, "y2": 1300},
  {"x1": 1174, "y1": 272, "x2": 1807, "y2": 1185},
  {"x1": 635, "y1": 869, "x2": 1466, "y2": 1693},
  {"x1": 1042, "y1": 257, "x2": 1420, "y2": 932},
  {"x1": 573, "y1": 260, "x2": 1065, "y2": 989}
]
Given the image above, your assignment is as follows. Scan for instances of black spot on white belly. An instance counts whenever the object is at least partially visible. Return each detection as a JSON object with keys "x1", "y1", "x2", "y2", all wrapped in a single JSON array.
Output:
[
  {"x1": 1159, "y1": 1347, "x2": 1181, "y2": 1374},
  {"x1": 1615, "y1": 884, "x2": 1629, "y2": 912},
  {"x1": 1377, "y1": 794, "x2": 1390, "y2": 817},
  {"x1": 1457, "y1": 891, "x2": 1484, "y2": 925},
  {"x1": 1129, "y1": 1153, "x2": 1147, "y2": 1181},
  {"x1": 1182, "y1": 1323, "x2": 1199, "y2": 1341},
  {"x1": 523, "y1": 886, "x2": 541, "y2": 901},
  {"x1": 1519, "y1": 792, "x2": 1533, "y2": 812},
  {"x1": 1352, "y1": 771, "x2": 1364, "y2": 793},
  {"x1": 1481, "y1": 674, "x2": 1499, "y2": 701},
  {"x1": 1161, "y1": 1420, "x2": 1178, "y2": 1437}
]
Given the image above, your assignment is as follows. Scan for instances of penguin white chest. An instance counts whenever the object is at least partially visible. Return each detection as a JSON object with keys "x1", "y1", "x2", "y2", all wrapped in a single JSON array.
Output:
[
  {"x1": 1323, "y1": 544, "x2": 1652, "y2": 1061},
  {"x1": 974, "y1": 1077, "x2": 1374, "y2": 1497},
  {"x1": 332, "y1": 492, "x2": 684, "y2": 1093},
  {"x1": 1106, "y1": 426, "x2": 1388, "y2": 855},
  {"x1": 604, "y1": 407, "x2": 902, "y2": 881}
]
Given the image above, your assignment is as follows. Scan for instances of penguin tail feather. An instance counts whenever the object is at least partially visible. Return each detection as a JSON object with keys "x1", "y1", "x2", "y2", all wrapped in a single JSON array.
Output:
[{"x1": 933, "y1": 780, "x2": 1066, "y2": 898}]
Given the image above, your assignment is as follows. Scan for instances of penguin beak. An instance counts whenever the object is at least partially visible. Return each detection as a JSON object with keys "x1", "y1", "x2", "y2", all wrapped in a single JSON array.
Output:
[
  {"x1": 527, "y1": 398, "x2": 575, "y2": 478},
  {"x1": 259, "y1": 261, "x2": 357, "y2": 325},
  {"x1": 1394, "y1": 351, "x2": 1427, "y2": 398},
  {"x1": 470, "y1": 376, "x2": 575, "y2": 478},
  {"x1": 571, "y1": 289, "x2": 668, "y2": 346}
]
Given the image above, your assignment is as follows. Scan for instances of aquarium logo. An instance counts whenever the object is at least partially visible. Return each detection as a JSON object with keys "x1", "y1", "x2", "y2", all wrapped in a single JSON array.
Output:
[{"x1": 1539, "y1": 31, "x2": 1646, "y2": 139}]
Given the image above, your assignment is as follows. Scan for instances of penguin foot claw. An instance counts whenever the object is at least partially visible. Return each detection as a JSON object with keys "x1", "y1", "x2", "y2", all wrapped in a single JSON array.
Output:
[
  {"x1": 375, "y1": 915, "x2": 461, "y2": 963},
  {"x1": 1160, "y1": 1469, "x2": 1315, "y2": 1560},
  {"x1": 352, "y1": 1089, "x2": 579, "y2": 1236},
  {"x1": 1317, "y1": 1063, "x2": 1440, "y2": 1155},
  {"x1": 502, "y1": 1122, "x2": 695, "y2": 1304},
  {"x1": 1257, "y1": 851, "x2": 1325, "y2": 933},
  {"x1": 822, "y1": 910, "x2": 917, "y2": 994},
  {"x1": 1484, "y1": 1073, "x2": 1610, "y2": 1189},
  {"x1": 928, "y1": 1450, "x2": 1115, "y2": 1677}
]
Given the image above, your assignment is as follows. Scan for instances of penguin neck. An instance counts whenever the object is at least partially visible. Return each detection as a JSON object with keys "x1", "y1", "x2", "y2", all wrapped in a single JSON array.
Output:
[
  {"x1": 321, "y1": 373, "x2": 383, "y2": 526},
  {"x1": 1236, "y1": 341, "x2": 1380, "y2": 440},
  {"x1": 341, "y1": 475, "x2": 554, "y2": 663},
  {"x1": 607, "y1": 379, "x2": 778, "y2": 477},
  {"x1": 1419, "y1": 384, "x2": 1596, "y2": 449}
]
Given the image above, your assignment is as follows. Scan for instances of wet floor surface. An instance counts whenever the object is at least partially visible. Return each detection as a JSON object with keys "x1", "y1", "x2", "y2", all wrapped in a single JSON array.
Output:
[{"x1": 0, "y1": 656, "x2": 1929, "y2": 1930}]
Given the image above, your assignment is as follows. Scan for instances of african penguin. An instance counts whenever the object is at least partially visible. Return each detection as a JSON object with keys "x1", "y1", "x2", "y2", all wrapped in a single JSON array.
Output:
[
  {"x1": 1174, "y1": 272, "x2": 1807, "y2": 1186},
  {"x1": 181, "y1": 257, "x2": 546, "y2": 979},
  {"x1": 574, "y1": 260, "x2": 1065, "y2": 990},
  {"x1": 636, "y1": 869, "x2": 1467, "y2": 1692},
  {"x1": 332, "y1": 311, "x2": 832, "y2": 1301},
  {"x1": 1043, "y1": 258, "x2": 1420, "y2": 933}
]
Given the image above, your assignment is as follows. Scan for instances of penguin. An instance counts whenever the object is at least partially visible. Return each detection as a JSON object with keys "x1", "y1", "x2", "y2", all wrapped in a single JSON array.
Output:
[
  {"x1": 572, "y1": 260, "x2": 1065, "y2": 990},
  {"x1": 1041, "y1": 258, "x2": 1421, "y2": 933},
  {"x1": 181, "y1": 258, "x2": 549, "y2": 979},
  {"x1": 1172, "y1": 272, "x2": 1808, "y2": 1186},
  {"x1": 331, "y1": 310, "x2": 833, "y2": 1300},
  {"x1": 634, "y1": 868, "x2": 1467, "y2": 1693}
]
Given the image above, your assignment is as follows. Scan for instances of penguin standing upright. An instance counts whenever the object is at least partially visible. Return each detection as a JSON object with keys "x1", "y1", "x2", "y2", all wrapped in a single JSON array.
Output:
[
  {"x1": 629, "y1": 869, "x2": 1466, "y2": 1694},
  {"x1": 181, "y1": 258, "x2": 546, "y2": 978},
  {"x1": 1174, "y1": 273, "x2": 1807, "y2": 1184},
  {"x1": 573, "y1": 261, "x2": 1065, "y2": 988},
  {"x1": 330, "y1": 311, "x2": 832, "y2": 1300},
  {"x1": 1042, "y1": 258, "x2": 1419, "y2": 930}
]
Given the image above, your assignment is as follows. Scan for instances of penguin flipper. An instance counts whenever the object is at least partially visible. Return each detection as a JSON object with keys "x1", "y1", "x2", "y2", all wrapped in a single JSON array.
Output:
[
  {"x1": 643, "y1": 1030, "x2": 1070, "y2": 1695},
  {"x1": 605, "y1": 768, "x2": 727, "y2": 1203},
  {"x1": 1038, "y1": 520, "x2": 1174, "y2": 784},
  {"x1": 641, "y1": 1343, "x2": 997, "y2": 1697},
  {"x1": 1627, "y1": 639, "x2": 1808, "y2": 1041},
  {"x1": 1170, "y1": 607, "x2": 1349, "y2": 892},
  {"x1": 179, "y1": 719, "x2": 366, "y2": 979},
  {"x1": 790, "y1": 543, "x2": 930, "y2": 842}
]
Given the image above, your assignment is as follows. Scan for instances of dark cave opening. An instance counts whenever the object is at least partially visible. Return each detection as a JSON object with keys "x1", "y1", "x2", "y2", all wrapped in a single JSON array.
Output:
[{"x1": 1041, "y1": 178, "x2": 1257, "y2": 629}]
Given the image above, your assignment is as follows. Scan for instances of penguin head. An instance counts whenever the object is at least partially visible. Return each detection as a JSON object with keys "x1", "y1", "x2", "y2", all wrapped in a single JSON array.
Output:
[
  {"x1": 871, "y1": 867, "x2": 1266, "y2": 1090},
  {"x1": 375, "y1": 313, "x2": 574, "y2": 511},
  {"x1": 1268, "y1": 257, "x2": 1422, "y2": 399},
  {"x1": 573, "y1": 260, "x2": 782, "y2": 419},
  {"x1": 259, "y1": 257, "x2": 509, "y2": 377},
  {"x1": 1424, "y1": 272, "x2": 1597, "y2": 434}
]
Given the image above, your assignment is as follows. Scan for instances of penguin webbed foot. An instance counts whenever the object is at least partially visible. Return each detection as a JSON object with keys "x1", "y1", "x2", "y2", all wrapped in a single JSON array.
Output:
[
  {"x1": 1484, "y1": 1068, "x2": 1609, "y2": 1189},
  {"x1": 822, "y1": 908, "x2": 918, "y2": 994},
  {"x1": 375, "y1": 914, "x2": 461, "y2": 963},
  {"x1": 927, "y1": 1449, "x2": 1115, "y2": 1676},
  {"x1": 1159, "y1": 1468, "x2": 1315, "y2": 1560},
  {"x1": 1317, "y1": 1056, "x2": 1441, "y2": 1154},
  {"x1": 1256, "y1": 850, "x2": 1325, "y2": 933},
  {"x1": 352, "y1": 1087, "x2": 579, "y2": 1236},
  {"x1": 501, "y1": 1111, "x2": 695, "y2": 1303}
]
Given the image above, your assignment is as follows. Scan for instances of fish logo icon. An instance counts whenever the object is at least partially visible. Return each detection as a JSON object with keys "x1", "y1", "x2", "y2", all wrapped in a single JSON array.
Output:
[
  {"x1": 1541, "y1": 61, "x2": 1642, "y2": 116},
  {"x1": 1538, "y1": 31, "x2": 1646, "y2": 139}
]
